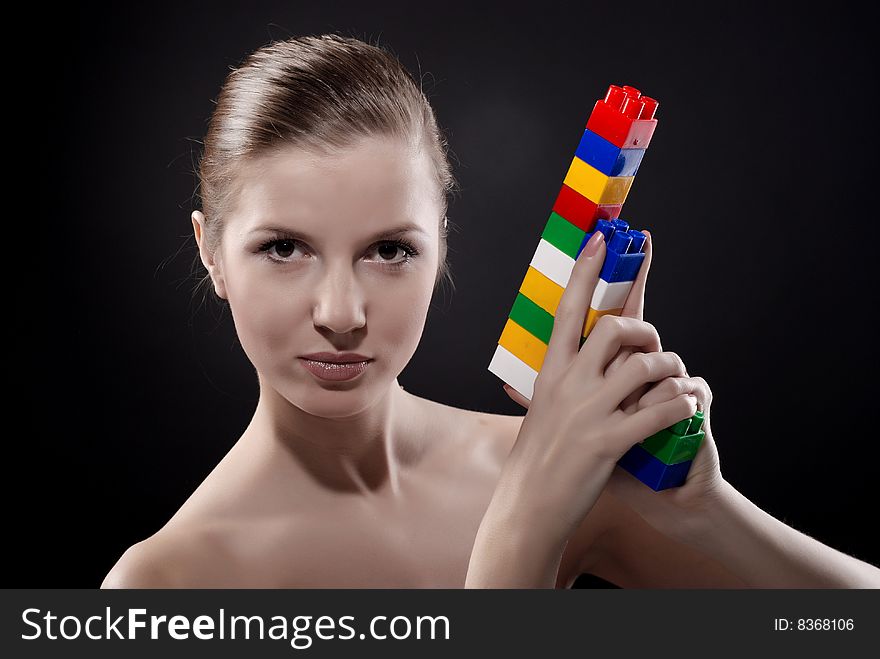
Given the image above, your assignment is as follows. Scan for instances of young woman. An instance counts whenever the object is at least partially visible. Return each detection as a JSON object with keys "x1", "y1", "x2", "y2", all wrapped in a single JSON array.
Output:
[{"x1": 102, "y1": 34, "x2": 880, "y2": 588}]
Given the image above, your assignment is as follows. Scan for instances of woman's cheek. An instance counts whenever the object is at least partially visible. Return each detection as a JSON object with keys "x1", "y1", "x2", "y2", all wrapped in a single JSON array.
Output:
[
  {"x1": 376, "y1": 277, "x2": 435, "y2": 365},
  {"x1": 228, "y1": 275, "x2": 304, "y2": 371}
]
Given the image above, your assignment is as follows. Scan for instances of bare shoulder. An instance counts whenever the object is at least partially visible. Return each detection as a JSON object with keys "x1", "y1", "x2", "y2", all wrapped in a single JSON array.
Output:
[
  {"x1": 421, "y1": 394, "x2": 523, "y2": 455},
  {"x1": 463, "y1": 406, "x2": 523, "y2": 443},
  {"x1": 101, "y1": 536, "x2": 176, "y2": 588},
  {"x1": 407, "y1": 386, "x2": 518, "y2": 432},
  {"x1": 486, "y1": 411, "x2": 525, "y2": 458},
  {"x1": 101, "y1": 527, "x2": 224, "y2": 589}
]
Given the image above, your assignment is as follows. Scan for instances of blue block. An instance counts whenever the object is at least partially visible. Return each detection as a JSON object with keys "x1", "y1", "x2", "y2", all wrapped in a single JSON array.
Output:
[
  {"x1": 576, "y1": 220, "x2": 647, "y2": 283},
  {"x1": 600, "y1": 248, "x2": 646, "y2": 283},
  {"x1": 617, "y1": 443, "x2": 693, "y2": 491},
  {"x1": 617, "y1": 149, "x2": 646, "y2": 177},
  {"x1": 593, "y1": 219, "x2": 618, "y2": 243},
  {"x1": 574, "y1": 129, "x2": 647, "y2": 177}
]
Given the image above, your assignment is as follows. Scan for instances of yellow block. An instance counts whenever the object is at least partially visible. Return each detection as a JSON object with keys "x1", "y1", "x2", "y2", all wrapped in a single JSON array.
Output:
[
  {"x1": 582, "y1": 307, "x2": 623, "y2": 339},
  {"x1": 563, "y1": 157, "x2": 633, "y2": 205},
  {"x1": 519, "y1": 266, "x2": 564, "y2": 316},
  {"x1": 498, "y1": 318, "x2": 548, "y2": 373}
]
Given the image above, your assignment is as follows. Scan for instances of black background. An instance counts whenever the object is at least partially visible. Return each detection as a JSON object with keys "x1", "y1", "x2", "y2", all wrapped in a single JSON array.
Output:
[{"x1": 16, "y1": 1, "x2": 878, "y2": 587}]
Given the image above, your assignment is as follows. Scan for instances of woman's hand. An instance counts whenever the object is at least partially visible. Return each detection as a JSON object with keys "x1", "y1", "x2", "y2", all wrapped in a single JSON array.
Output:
[
  {"x1": 600, "y1": 230, "x2": 727, "y2": 538},
  {"x1": 604, "y1": 371, "x2": 727, "y2": 541},
  {"x1": 490, "y1": 231, "x2": 699, "y2": 551},
  {"x1": 503, "y1": 229, "x2": 653, "y2": 409},
  {"x1": 502, "y1": 228, "x2": 727, "y2": 541}
]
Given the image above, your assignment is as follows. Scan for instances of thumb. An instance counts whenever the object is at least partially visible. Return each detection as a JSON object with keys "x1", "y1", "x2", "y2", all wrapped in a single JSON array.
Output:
[{"x1": 503, "y1": 384, "x2": 531, "y2": 410}]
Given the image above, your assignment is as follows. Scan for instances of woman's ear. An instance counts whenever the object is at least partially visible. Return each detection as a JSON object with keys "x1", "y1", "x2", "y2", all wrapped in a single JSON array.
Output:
[{"x1": 191, "y1": 211, "x2": 228, "y2": 300}]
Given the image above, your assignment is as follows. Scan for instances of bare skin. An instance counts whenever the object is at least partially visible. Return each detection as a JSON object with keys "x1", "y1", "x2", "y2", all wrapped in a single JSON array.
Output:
[
  {"x1": 101, "y1": 394, "x2": 608, "y2": 588},
  {"x1": 100, "y1": 133, "x2": 607, "y2": 588},
  {"x1": 103, "y1": 133, "x2": 877, "y2": 588},
  {"x1": 99, "y1": 135, "x2": 754, "y2": 590}
]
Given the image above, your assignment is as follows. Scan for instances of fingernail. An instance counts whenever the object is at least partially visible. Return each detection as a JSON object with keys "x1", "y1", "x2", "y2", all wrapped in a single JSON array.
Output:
[{"x1": 582, "y1": 231, "x2": 604, "y2": 257}]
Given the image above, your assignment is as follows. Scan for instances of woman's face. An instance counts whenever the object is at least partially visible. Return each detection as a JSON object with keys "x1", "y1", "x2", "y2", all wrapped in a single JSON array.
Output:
[{"x1": 211, "y1": 135, "x2": 442, "y2": 417}]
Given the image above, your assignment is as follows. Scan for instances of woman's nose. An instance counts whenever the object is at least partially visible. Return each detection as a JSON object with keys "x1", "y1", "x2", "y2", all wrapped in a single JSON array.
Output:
[{"x1": 311, "y1": 269, "x2": 366, "y2": 333}]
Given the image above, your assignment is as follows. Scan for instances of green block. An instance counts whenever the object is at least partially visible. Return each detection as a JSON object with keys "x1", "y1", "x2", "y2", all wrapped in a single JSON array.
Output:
[
  {"x1": 541, "y1": 212, "x2": 586, "y2": 259},
  {"x1": 668, "y1": 418, "x2": 690, "y2": 435},
  {"x1": 689, "y1": 410, "x2": 705, "y2": 433},
  {"x1": 640, "y1": 412, "x2": 706, "y2": 465},
  {"x1": 509, "y1": 292, "x2": 553, "y2": 344}
]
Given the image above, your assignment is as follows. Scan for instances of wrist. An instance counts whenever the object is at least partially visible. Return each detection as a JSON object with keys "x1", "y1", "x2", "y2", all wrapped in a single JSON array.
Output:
[
  {"x1": 665, "y1": 478, "x2": 880, "y2": 587},
  {"x1": 489, "y1": 466, "x2": 576, "y2": 551},
  {"x1": 665, "y1": 477, "x2": 743, "y2": 546},
  {"x1": 467, "y1": 496, "x2": 567, "y2": 588}
]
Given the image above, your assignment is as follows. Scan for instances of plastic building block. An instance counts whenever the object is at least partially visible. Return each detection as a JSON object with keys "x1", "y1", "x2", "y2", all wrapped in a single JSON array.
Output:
[
  {"x1": 509, "y1": 292, "x2": 554, "y2": 345},
  {"x1": 616, "y1": 443, "x2": 694, "y2": 491},
  {"x1": 519, "y1": 266, "x2": 563, "y2": 317},
  {"x1": 489, "y1": 84, "x2": 659, "y2": 405},
  {"x1": 581, "y1": 306, "x2": 623, "y2": 341},
  {"x1": 530, "y1": 238, "x2": 577, "y2": 289},
  {"x1": 616, "y1": 411, "x2": 705, "y2": 491},
  {"x1": 489, "y1": 83, "x2": 707, "y2": 494},
  {"x1": 563, "y1": 156, "x2": 633, "y2": 205},
  {"x1": 575, "y1": 128, "x2": 647, "y2": 177},
  {"x1": 585, "y1": 84, "x2": 659, "y2": 148},
  {"x1": 578, "y1": 220, "x2": 645, "y2": 341},
  {"x1": 590, "y1": 278, "x2": 635, "y2": 311},
  {"x1": 552, "y1": 184, "x2": 621, "y2": 233},
  {"x1": 577, "y1": 220, "x2": 647, "y2": 284},
  {"x1": 497, "y1": 316, "x2": 547, "y2": 373},
  {"x1": 541, "y1": 212, "x2": 586, "y2": 260},
  {"x1": 488, "y1": 343, "x2": 537, "y2": 400},
  {"x1": 640, "y1": 411, "x2": 706, "y2": 464}
]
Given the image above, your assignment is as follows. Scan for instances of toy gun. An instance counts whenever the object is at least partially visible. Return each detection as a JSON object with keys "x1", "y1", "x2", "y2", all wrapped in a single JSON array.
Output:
[{"x1": 488, "y1": 84, "x2": 704, "y2": 491}]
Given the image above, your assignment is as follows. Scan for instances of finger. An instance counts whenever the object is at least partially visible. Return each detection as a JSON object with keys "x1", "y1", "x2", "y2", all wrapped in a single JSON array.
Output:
[
  {"x1": 604, "y1": 351, "x2": 688, "y2": 407},
  {"x1": 637, "y1": 375, "x2": 711, "y2": 415},
  {"x1": 620, "y1": 229, "x2": 652, "y2": 322},
  {"x1": 579, "y1": 315, "x2": 662, "y2": 377},
  {"x1": 541, "y1": 231, "x2": 606, "y2": 377},
  {"x1": 606, "y1": 346, "x2": 649, "y2": 414},
  {"x1": 603, "y1": 346, "x2": 633, "y2": 379},
  {"x1": 620, "y1": 382, "x2": 651, "y2": 414},
  {"x1": 609, "y1": 393, "x2": 698, "y2": 454},
  {"x1": 503, "y1": 383, "x2": 531, "y2": 410},
  {"x1": 636, "y1": 376, "x2": 696, "y2": 409},
  {"x1": 683, "y1": 376, "x2": 713, "y2": 435}
]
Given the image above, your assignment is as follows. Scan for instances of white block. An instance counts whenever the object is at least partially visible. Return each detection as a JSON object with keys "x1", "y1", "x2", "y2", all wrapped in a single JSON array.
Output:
[
  {"x1": 590, "y1": 279, "x2": 634, "y2": 311},
  {"x1": 529, "y1": 239, "x2": 575, "y2": 289},
  {"x1": 487, "y1": 343, "x2": 538, "y2": 401}
]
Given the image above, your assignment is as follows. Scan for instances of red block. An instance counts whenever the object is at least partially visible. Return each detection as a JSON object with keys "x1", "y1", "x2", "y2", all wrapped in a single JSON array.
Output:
[
  {"x1": 552, "y1": 184, "x2": 622, "y2": 232},
  {"x1": 585, "y1": 84, "x2": 659, "y2": 149}
]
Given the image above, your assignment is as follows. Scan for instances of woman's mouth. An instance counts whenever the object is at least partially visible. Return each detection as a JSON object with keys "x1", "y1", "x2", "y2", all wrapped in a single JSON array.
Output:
[{"x1": 298, "y1": 358, "x2": 372, "y2": 382}]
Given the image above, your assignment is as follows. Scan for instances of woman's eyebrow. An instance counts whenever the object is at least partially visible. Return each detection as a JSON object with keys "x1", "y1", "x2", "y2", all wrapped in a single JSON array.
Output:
[{"x1": 248, "y1": 223, "x2": 429, "y2": 241}]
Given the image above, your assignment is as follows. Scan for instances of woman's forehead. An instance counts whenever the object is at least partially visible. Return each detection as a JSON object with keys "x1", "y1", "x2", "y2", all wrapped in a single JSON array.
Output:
[{"x1": 229, "y1": 137, "x2": 440, "y2": 236}]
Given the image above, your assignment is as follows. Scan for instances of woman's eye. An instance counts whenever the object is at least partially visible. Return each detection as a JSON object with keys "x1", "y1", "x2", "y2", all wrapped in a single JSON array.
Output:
[
  {"x1": 374, "y1": 242, "x2": 408, "y2": 263},
  {"x1": 258, "y1": 239, "x2": 418, "y2": 266},
  {"x1": 270, "y1": 240, "x2": 299, "y2": 260},
  {"x1": 255, "y1": 239, "x2": 305, "y2": 263}
]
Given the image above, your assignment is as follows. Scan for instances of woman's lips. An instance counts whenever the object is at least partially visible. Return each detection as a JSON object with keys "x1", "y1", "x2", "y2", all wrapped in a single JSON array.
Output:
[{"x1": 298, "y1": 357, "x2": 371, "y2": 381}]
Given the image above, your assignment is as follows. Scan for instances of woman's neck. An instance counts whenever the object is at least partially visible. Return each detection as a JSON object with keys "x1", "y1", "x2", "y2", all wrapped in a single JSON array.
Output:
[{"x1": 241, "y1": 378, "x2": 425, "y2": 499}]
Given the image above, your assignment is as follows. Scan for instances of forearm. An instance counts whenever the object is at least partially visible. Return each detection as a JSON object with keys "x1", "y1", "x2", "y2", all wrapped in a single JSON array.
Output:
[
  {"x1": 466, "y1": 493, "x2": 567, "y2": 588},
  {"x1": 680, "y1": 480, "x2": 880, "y2": 588}
]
